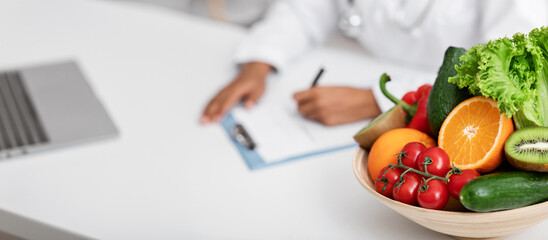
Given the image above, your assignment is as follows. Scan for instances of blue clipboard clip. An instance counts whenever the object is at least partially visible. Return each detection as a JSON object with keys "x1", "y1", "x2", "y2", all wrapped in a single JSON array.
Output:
[
  {"x1": 231, "y1": 124, "x2": 256, "y2": 150},
  {"x1": 221, "y1": 113, "x2": 265, "y2": 170}
]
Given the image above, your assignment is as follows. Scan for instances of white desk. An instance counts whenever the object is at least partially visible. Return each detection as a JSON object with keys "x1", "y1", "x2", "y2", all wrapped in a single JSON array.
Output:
[{"x1": 0, "y1": 0, "x2": 547, "y2": 239}]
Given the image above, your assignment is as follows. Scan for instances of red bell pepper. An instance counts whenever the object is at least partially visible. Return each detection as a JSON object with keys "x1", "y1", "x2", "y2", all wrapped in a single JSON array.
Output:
[
  {"x1": 401, "y1": 91, "x2": 419, "y2": 105},
  {"x1": 379, "y1": 73, "x2": 432, "y2": 136},
  {"x1": 417, "y1": 84, "x2": 432, "y2": 99}
]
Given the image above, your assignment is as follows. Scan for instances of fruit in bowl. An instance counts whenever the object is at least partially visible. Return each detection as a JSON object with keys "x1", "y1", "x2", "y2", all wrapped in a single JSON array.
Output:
[
  {"x1": 351, "y1": 33, "x2": 548, "y2": 238},
  {"x1": 353, "y1": 147, "x2": 548, "y2": 239}
]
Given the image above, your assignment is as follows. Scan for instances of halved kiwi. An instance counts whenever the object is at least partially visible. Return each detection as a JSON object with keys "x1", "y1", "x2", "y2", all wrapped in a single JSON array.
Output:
[{"x1": 504, "y1": 127, "x2": 548, "y2": 172}]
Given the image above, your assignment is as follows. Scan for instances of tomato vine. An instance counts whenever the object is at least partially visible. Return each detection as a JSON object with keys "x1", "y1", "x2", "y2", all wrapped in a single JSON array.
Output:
[{"x1": 377, "y1": 151, "x2": 459, "y2": 193}]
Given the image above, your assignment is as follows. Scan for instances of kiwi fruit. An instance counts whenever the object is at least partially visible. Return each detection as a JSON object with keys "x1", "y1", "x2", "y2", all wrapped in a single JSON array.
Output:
[
  {"x1": 504, "y1": 127, "x2": 548, "y2": 172},
  {"x1": 353, "y1": 104, "x2": 406, "y2": 149}
]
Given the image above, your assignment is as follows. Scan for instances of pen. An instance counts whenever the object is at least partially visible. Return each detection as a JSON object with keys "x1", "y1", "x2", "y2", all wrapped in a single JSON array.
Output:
[{"x1": 310, "y1": 66, "x2": 325, "y2": 87}]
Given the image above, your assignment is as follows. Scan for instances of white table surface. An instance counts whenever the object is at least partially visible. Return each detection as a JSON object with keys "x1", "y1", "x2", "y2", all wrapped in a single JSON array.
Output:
[{"x1": 0, "y1": 0, "x2": 547, "y2": 239}]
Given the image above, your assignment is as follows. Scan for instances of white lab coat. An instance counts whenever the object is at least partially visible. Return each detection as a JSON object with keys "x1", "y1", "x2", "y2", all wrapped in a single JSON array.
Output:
[{"x1": 233, "y1": 0, "x2": 547, "y2": 112}]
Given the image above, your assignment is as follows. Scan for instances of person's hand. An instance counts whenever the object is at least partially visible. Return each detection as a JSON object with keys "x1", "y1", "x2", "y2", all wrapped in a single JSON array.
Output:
[
  {"x1": 293, "y1": 87, "x2": 382, "y2": 126},
  {"x1": 200, "y1": 62, "x2": 272, "y2": 124}
]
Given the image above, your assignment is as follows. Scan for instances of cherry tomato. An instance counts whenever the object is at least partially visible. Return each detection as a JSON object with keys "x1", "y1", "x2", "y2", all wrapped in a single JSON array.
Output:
[
  {"x1": 399, "y1": 142, "x2": 427, "y2": 169},
  {"x1": 375, "y1": 166, "x2": 403, "y2": 198},
  {"x1": 392, "y1": 172, "x2": 421, "y2": 205},
  {"x1": 417, "y1": 179, "x2": 449, "y2": 210},
  {"x1": 447, "y1": 169, "x2": 481, "y2": 199},
  {"x1": 401, "y1": 91, "x2": 418, "y2": 105},
  {"x1": 417, "y1": 147, "x2": 451, "y2": 177}
]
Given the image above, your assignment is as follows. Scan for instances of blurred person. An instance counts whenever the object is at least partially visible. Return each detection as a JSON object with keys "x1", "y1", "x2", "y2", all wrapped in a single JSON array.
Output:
[
  {"x1": 116, "y1": 0, "x2": 272, "y2": 26},
  {"x1": 200, "y1": 0, "x2": 547, "y2": 126}
]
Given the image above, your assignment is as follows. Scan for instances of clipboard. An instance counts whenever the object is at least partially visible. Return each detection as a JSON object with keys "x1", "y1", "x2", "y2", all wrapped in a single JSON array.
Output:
[
  {"x1": 218, "y1": 54, "x2": 371, "y2": 170},
  {"x1": 217, "y1": 47, "x2": 437, "y2": 170},
  {"x1": 221, "y1": 112, "x2": 360, "y2": 170}
]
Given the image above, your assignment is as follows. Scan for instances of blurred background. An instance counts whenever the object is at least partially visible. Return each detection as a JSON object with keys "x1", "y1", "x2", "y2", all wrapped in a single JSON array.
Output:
[{"x1": 111, "y1": 0, "x2": 273, "y2": 26}]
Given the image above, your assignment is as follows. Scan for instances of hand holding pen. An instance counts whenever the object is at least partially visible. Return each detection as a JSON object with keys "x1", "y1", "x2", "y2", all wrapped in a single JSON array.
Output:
[{"x1": 293, "y1": 66, "x2": 382, "y2": 125}]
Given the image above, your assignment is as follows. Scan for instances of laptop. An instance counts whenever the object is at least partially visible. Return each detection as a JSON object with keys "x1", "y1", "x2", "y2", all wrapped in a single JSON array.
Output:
[{"x1": 0, "y1": 61, "x2": 118, "y2": 158}]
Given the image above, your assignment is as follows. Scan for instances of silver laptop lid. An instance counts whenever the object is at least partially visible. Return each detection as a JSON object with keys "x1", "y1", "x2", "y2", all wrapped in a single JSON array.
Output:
[{"x1": 0, "y1": 61, "x2": 118, "y2": 157}]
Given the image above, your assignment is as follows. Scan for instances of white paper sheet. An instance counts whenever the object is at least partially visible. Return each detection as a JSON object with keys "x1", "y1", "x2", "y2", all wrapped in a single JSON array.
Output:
[{"x1": 232, "y1": 94, "x2": 369, "y2": 163}]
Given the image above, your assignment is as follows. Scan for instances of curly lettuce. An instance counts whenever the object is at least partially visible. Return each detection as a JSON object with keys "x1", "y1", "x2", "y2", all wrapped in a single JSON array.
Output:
[{"x1": 449, "y1": 27, "x2": 548, "y2": 129}]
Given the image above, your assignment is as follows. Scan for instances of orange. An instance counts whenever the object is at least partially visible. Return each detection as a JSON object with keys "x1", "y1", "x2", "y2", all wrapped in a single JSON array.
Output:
[
  {"x1": 438, "y1": 96, "x2": 514, "y2": 173},
  {"x1": 368, "y1": 128, "x2": 436, "y2": 180}
]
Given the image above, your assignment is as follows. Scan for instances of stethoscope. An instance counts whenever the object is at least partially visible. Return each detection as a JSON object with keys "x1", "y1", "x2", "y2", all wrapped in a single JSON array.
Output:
[{"x1": 338, "y1": 0, "x2": 434, "y2": 38}]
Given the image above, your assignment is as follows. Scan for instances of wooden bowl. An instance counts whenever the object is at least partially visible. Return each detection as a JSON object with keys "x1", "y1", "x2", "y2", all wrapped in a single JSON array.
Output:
[{"x1": 353, "y1": 147, "x2": 548, "y2": 240}]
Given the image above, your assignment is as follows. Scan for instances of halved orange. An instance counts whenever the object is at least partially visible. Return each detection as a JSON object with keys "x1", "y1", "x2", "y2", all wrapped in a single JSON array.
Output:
[{"x1": 438, "y1": 96, "x2": 514, "y2": 173}]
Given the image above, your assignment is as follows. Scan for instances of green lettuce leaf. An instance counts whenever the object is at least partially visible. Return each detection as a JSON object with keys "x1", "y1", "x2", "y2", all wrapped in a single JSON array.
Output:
[{"x1": 448, "y1": 27, "x2": 548, "y2": 129}]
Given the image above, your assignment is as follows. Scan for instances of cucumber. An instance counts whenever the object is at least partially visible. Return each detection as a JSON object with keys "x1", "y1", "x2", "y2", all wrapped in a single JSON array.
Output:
[
  {"x1": 427, "y1": 47, "x2": 473, "y2": 137},
  {"x1": 460, "y1": 172, "x2": 548, "y2": 212}
]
